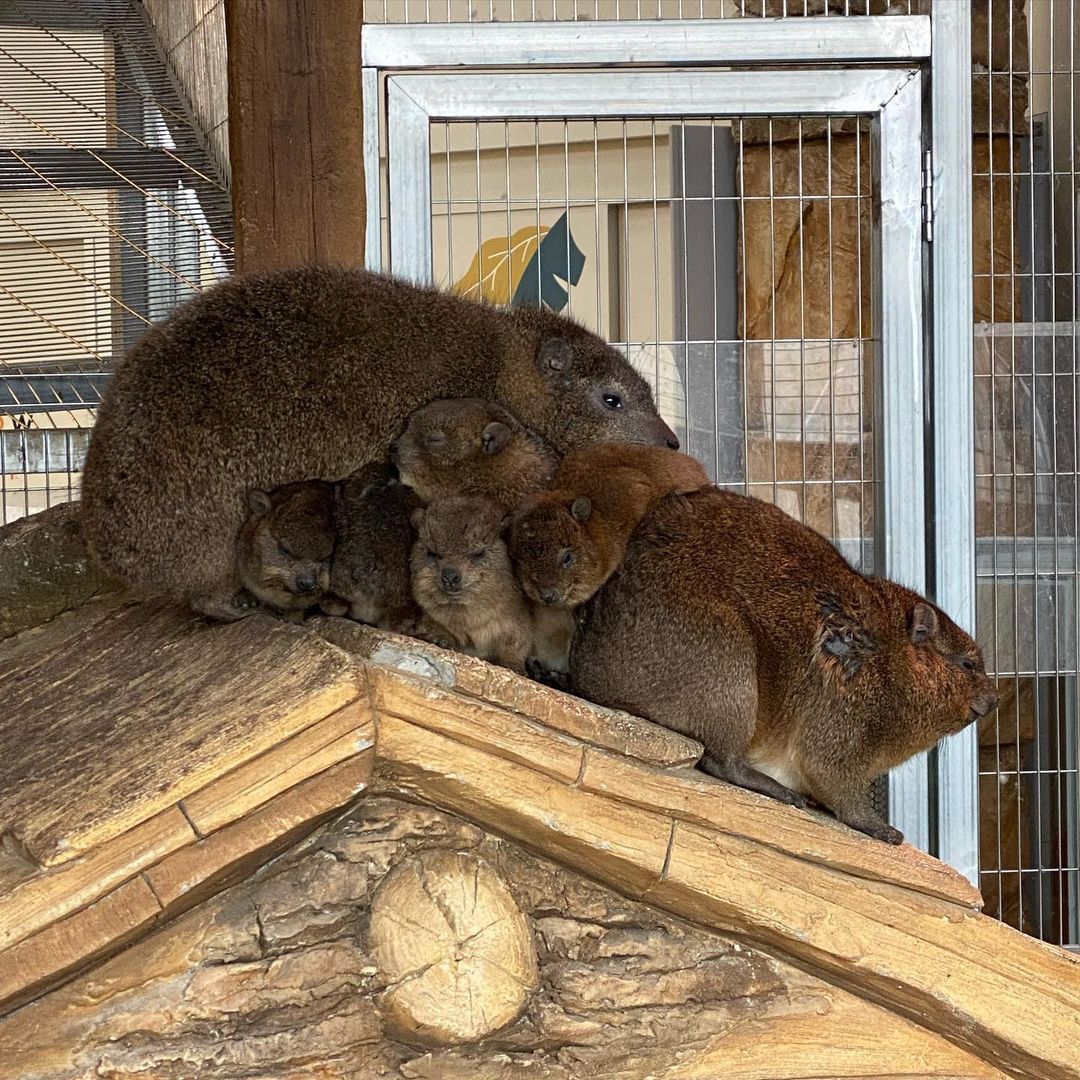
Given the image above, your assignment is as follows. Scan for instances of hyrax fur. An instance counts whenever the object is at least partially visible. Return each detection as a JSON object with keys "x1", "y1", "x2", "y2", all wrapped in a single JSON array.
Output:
[
  {"x1": 411, "y1": 497, "x2": 536, "y2": 674},
  {"x1": 323, "y1": 461, "x2": 428, "y2": 636},
  {"x1": 570, "y1": 487, "x2": 999, "y2": 844},
  {"x1": 80, "y1": 266, "x2": 678, "y2": 621},
  {"x1": 511, "y1": 444, "x2": 710, "y2": 609},
  {"x1": 391, "y1": 398, "x2": 558, "y2": 510},
  {"x1": 236, "y1": 480, "x2": 335, "y2": 621}
]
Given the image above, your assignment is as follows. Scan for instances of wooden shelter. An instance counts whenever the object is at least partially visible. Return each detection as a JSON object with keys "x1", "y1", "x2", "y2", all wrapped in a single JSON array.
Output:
[{"x1": 0, "y1": 503, "x2": 1078, "y2": 1079}]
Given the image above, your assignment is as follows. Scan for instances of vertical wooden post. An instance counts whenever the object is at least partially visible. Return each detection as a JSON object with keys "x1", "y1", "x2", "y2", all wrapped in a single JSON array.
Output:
[{"x1": 225, "y1": 0, "x2": 365, "y2": 273}]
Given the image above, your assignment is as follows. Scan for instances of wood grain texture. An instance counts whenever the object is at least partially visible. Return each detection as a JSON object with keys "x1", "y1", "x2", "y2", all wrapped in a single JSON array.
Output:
[
  {"x1": 369, "y1": 666, "x2": 584, "y2": 784},
  {"x1": 650, "y1": 823, "x2": 1080, "y2": 1080},
  {"x1": 0, "y1": 876, "x2": 162, "y2": 1015},
  {"x1": 314, "y1": 616, "x2": 703, "y2": 766},
  {"x1": 376, "y1": 710, "x2": 1077, "y2": 1080},
  {"x1": 226, "y1": 0, "x2": 365, "y2": 272},
  {"x1": 146, "y1": 750, "x2": 373, "y2": 914},
  {"x1": 0, "y1": 502, "x2": 120, "y2": 642},
  {"x1": 0, "y1": 597, "x2": 359, "y2": 865},
  {"x1": 581, "y1": 747, "x2": 982, "y2": 908},
  {"x1": 182, "y1": 698, "x2": 374, "y2": 834},
  {"x1": 0, "y1": 798, "x2": 1006, "y2": 1080},
  {"x1": 0, "y1": 808, "x2": 194, "y2": 953},
  {"x1": 370, "y1": 850, "x2": 538, "y2": 1046},
  {"x1": 375, "y1": 714, "x2": 670, "y2": 898}
]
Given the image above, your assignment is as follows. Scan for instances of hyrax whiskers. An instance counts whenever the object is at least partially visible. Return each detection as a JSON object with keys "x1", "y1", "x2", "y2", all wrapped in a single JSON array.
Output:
[
  {"x1": 236, "y1": 480, "x2": 335, "y2": 621},
  {"x1": 410, "y1": 497, "x2": 534, "y2": 674},
  {"x1": 391, "y1": 398, "x2": 558, "y2": 510}
]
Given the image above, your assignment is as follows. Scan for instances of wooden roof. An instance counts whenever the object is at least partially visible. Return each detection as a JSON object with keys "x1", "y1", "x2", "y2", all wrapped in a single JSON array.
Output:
[{"x1": 1, "y1": 505, "x2": 1079, "y2": 1079}]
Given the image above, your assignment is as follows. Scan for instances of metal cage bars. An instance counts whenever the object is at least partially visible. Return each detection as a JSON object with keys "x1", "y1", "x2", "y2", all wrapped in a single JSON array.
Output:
[{"x1": 361, "y1": 7, "x2": 976, "y2": 876}]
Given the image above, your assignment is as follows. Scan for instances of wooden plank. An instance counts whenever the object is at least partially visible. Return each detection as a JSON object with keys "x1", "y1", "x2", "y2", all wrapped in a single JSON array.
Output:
[
  {"x1": 0, "y1": 598, "x2": 359, "y2": 866},
  {"x1": 581, "y1": 747, "x2": 982, "y2": 909},
  {"x1": 314, "y1": 616, "x2": 703, "y2": 766},
  {"x1": 0, "y1": 808, "x2": 194, "y2": 952},
  {"x1": 687, "y1": 970, "x2": 1008, "y2": 1079},
  {"x1": 650, "y1": 823, "x2": 1080, "y2": 1080},
  {"x1": 147, "y1": 750, "x2": 373, "y2": 914},
  {"x1": 225, "y1": 0, "x2": 365, "y2": 272},
  {"x1": 0, "y1": 876, "x2": 162, "y2": 1016},
  {"x1": 182, "y1": 700, "x2": 375, "y2": 835},
  {"x1": 368, "y1": 666, "x2": 584, "y2": 784},
  {"x1": 375, "y1": 714, "x2": 670, "y2": 898}
]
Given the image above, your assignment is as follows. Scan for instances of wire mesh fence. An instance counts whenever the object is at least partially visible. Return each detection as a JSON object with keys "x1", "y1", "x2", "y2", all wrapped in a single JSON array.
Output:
[
  {"x1": 0, "y1": 0, "x2": 232, "y2": 523},
  {"x1": 972, "y1": 0, "x2": 1079, "y2": 949},
  {"x1": 363, "y1": 0, "x2": 924, "y2": 22}
]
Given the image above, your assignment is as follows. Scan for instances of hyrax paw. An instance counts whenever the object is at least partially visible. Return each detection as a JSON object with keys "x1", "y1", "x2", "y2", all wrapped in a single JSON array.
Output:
[
  {"x1": 859, "y1": 821, "x2": 904, "y2": 845},
  {"x1": 525, "y1": 657, "x2": 572, "y2": 691},
  {"x1": 231, "y1": 589, "x2": 259, "y2": 612}
]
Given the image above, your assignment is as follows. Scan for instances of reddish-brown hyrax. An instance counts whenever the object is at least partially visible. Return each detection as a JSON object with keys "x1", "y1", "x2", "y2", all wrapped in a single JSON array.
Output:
[
  {"x1": 391, "y1": 398, "x2": 558, "y2": 510},
  {"x1": 81, "y1": 266, "x2": 679, "y2": 622},
  {"x1": 321, "y1": 462, "x2": 433, "y2": 639},
  {"x1": 570, "y1": 487, "x2": 999, "y2": 845},
  {"x1": 411, "y1": 497, "x2": 535, "y2": 674},
  {"x1": 510, "y1": 443, "x2": 710, "y2": 610},
  {"x1": 235, "y1": 480, "x2": 336, "y2": 622}
]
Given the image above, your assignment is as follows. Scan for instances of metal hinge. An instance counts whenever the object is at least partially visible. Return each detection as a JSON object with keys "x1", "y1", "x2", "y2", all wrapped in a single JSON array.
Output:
[{"x1": 922, "y1": 149, "x2": 934, "y2": 243}]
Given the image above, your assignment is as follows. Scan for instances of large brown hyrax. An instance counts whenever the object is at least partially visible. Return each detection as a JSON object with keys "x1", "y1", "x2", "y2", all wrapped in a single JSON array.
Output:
[
  {"x1": 511, "y1": 444, "x2": 709, "y2": 609},
  {"x1": 236, "y1": 480, "x2": 335, "y2": 621},
  {"x1": 390, "y1": 398, "x2": 558, "y2": 510},
  {"x1": 570, "y1": 487, "x2": 999, "y2": 845},
  {"x1": 80, "y1": 267, "x2": 679, "y2": 621},
  {"x1": 410, "y1": 497, "x2": 534, "y2": 674}
]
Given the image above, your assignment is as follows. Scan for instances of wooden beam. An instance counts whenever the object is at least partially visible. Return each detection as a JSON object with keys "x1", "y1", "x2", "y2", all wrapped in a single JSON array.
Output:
[{"x1": 225, "y1": 0, "x2": 365, "y2": 272}]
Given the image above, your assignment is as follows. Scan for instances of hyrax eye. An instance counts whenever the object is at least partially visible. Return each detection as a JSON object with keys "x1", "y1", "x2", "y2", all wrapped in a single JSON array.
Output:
[
  {"x1": 426, "y1": 549, "x2": 440, "y2": 562},
  {"x1": 469, "y1": 550, "x2": 486, "y2": 563},
  {"x1": 560, "y1": 550, "x2": 576, "y2": 569},
  {"x1": 602, "y1": 392, "x2": 623, "y2": 410},
  {"x1": 958, "y1": 656, "x2": 977, "y2": 673},
  {"x1": 278, "y1": 540, "x2": 294, "y2": 559}
]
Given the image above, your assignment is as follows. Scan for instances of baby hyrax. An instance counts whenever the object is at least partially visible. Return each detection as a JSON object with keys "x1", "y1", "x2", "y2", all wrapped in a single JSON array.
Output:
[
  {"x1": 236, "y1": 480, "x2": 335, "y2": 621},
  {"x1": 391, "y1": 398, "x2": 558, "y2": 510},
  {"x1": 410, "y1": 497, "x2": 534, "y2": 673},
  {"x1": 512, "y1": 444, "x2": 710, "y2": 609},
  {"x1": 323, "y1": 462, "x2": 425, "y2": 635}
]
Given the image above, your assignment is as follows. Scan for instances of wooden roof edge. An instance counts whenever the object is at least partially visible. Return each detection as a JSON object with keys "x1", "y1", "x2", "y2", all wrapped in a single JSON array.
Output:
[
  {"x1": 317, "y1": 618, "x2": 982, "y2": 911},
  {"x1": 371, "y1": 703, "x2": 1080, "y2": 1080}
]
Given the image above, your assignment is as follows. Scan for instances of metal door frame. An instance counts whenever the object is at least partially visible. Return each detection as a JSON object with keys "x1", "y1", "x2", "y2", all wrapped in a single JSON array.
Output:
[{"x1": 361, "y1": 6, "x2": 977, "y2": 881}]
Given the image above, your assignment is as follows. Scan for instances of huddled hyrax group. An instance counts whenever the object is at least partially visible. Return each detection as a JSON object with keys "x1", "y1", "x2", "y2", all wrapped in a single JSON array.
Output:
[{"x1": 81, "y1": 267, "x2": 998, "y2": 846}]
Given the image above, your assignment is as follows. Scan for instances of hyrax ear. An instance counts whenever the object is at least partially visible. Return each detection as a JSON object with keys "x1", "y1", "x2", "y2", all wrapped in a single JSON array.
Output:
[
  {"x1": 410, "y1": 507, "x2": 426, "y2": 531},
  {"x1": 247, "y1": 489, "x2": 272, "y2": 516},
  {"x1": 909, "y1": 602, "x2": 939, "y2": 644},
  {"x1": 537, "y1": 336, "x2": 573, "y2": 373},
  {"x1": 481, "y1": 421, "x2": 512, "y2": 456},
  {"x1": 570, "y1": 495, "x2": 592, "y2": 523}
]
